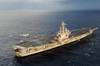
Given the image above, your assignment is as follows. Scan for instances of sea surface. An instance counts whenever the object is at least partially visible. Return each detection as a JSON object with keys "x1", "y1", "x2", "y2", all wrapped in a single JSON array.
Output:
[{"x1": 0, "y1": 10, "x2": 100, "y2": 66}]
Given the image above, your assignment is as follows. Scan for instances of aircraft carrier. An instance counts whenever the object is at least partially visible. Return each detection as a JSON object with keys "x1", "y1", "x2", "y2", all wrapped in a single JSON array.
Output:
[{"x1": 12, "y1": 21, "x2": 97, "y2": 57}]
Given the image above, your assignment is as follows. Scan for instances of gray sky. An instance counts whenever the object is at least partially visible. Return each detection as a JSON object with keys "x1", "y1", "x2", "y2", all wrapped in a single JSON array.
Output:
[{"x1": 0, "y1": 0, "x2": 100, "y2": 11}]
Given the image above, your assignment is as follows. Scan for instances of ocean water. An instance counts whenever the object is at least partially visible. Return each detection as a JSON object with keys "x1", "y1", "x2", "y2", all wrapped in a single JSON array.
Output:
[{"x1": 0, "y1": 10, "x2": 100, "y2": 66}]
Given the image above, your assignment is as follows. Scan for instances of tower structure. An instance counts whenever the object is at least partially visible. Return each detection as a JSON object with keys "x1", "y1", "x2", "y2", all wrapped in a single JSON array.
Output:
[{"x1": 57, "y1": 21, "x2": 71, "y2": 41}]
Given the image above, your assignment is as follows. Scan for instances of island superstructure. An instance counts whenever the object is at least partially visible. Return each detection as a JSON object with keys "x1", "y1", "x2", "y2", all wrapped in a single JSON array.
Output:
[{"x1": 12, "y1": 21, "x2": 97, "y2": 57}]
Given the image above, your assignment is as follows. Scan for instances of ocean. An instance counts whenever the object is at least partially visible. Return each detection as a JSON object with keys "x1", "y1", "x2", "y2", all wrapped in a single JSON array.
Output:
[{"x1": 0, "y1": 10, "x2": 100, "y2": 66}]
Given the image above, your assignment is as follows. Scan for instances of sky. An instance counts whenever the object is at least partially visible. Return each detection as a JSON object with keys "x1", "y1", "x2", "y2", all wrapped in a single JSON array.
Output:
[{"x1": 0, "y1": 0, "x2": 100, "y2": 11}]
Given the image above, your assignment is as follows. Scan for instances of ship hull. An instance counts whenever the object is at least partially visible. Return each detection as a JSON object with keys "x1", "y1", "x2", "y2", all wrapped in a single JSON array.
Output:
[{"x1": 12, "y1": 28, "x2": 97, "y2": 57}]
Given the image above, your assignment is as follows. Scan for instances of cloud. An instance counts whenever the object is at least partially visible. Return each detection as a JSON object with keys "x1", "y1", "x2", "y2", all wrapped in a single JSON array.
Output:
[
  {"x1": 0, "y1": 0, "x2": 21, "y2": 2},
  {"x1": 29, "y1": 0, "x2": 44, "y2": 3},
  {"x1": 0, "y1": 0, "x2": 100, "y2": 10},
  {"x1": 0, "y1": 0, "x2": 70, "y2": 3}
]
